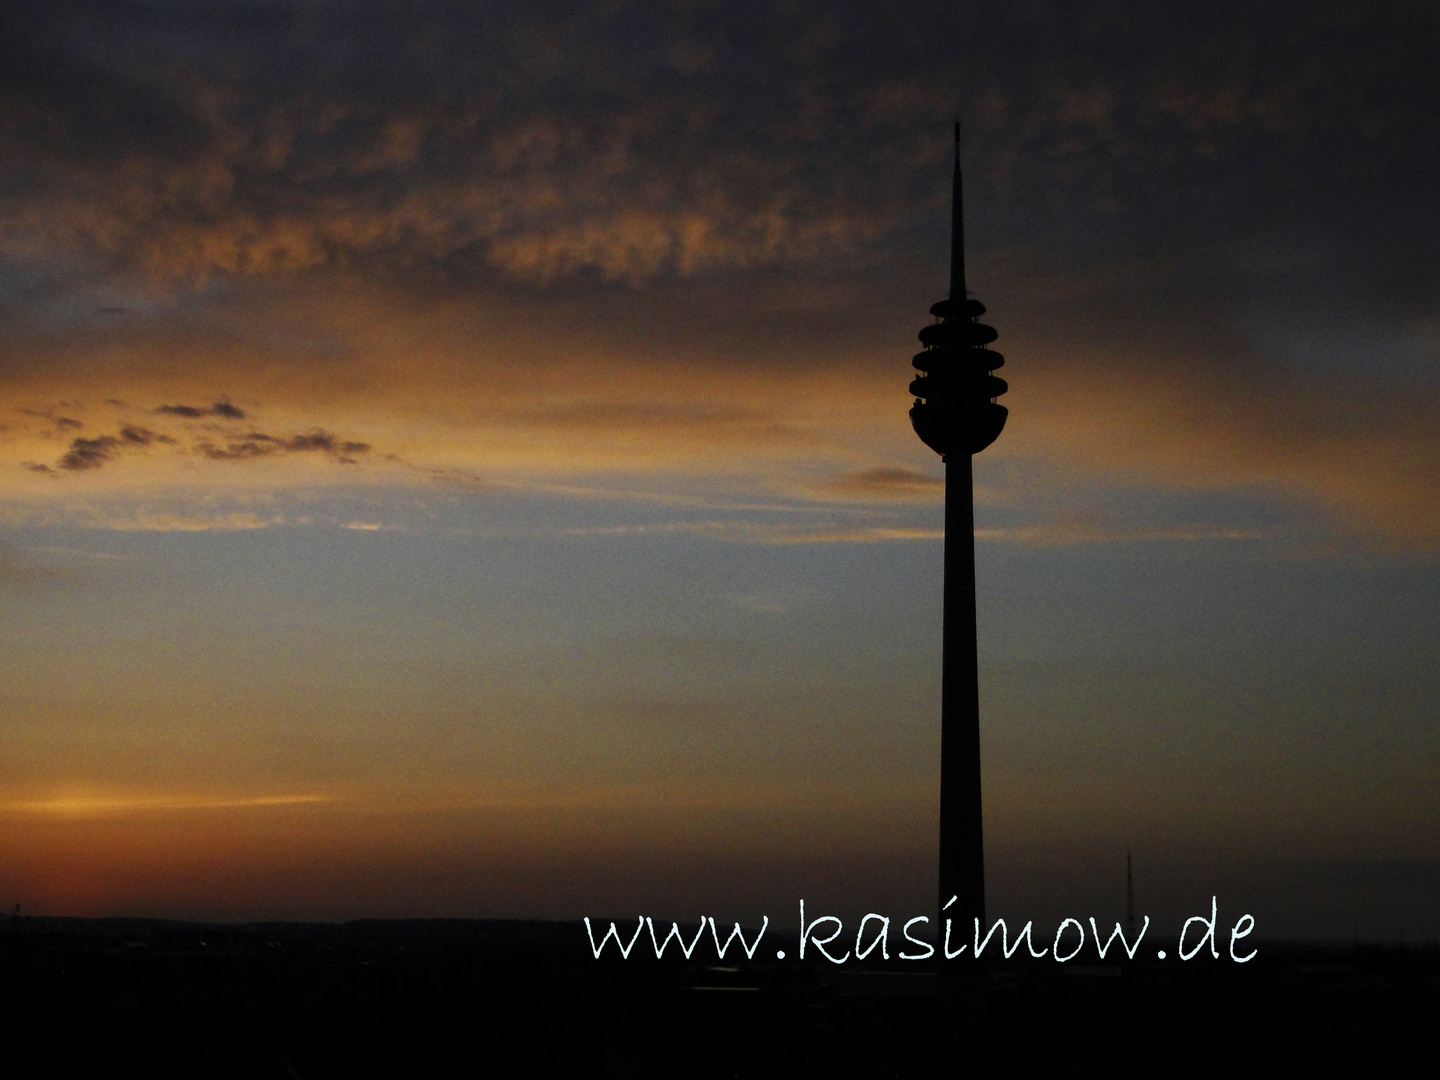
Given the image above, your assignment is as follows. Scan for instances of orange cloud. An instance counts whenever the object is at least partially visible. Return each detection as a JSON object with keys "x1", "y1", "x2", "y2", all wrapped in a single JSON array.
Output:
[{"x1": 2, "y1": 277, "x2": 1437, "y2": 550}]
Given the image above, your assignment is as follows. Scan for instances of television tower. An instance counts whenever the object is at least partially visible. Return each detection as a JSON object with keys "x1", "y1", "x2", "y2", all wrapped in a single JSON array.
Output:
[{"x1": 909, "y1": 123, "x2": 1008, "y2": 980}]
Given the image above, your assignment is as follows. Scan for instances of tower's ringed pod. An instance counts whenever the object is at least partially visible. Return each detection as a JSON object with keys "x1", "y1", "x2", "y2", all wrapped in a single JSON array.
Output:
[{"x1": 909, "y1": 127, "x2": 1009, "y2": 459}]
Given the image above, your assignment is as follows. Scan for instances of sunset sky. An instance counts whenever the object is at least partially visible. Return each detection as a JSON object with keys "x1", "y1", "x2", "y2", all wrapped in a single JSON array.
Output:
[{"x1": 2, "y1": 0, "x2": 1437, "y2": 939}]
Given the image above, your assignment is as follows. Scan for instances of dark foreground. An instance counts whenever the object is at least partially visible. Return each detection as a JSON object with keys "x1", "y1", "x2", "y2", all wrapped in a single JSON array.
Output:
[{"x1": 4, "y1": 917, "x2": 1436, "y2": 1077}]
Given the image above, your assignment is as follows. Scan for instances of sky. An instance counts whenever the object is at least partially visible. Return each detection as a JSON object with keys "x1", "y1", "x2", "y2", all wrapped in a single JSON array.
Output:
[{"x1": 1, "y1": 0, "x2": 1438, "y2": 940}]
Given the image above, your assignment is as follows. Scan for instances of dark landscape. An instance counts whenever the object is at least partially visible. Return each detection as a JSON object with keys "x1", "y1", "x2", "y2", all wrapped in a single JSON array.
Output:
[{"x1": 6, "y1": 915, "x2": 1436, "y2": 1077}]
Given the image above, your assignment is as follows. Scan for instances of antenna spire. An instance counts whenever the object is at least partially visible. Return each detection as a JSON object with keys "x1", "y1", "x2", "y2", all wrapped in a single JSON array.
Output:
[{"x1": 949, "y1": 120, "x2": 965, "y2": 302}]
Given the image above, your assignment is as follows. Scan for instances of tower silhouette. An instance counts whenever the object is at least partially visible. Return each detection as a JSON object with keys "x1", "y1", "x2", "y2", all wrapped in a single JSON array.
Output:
[{"x1": 910, "y1": 123, "x2": 1008, "y2": 983}]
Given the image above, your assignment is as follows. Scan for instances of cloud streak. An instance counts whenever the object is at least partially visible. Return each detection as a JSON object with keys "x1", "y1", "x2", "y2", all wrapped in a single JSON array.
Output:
[
  {"x1": 0, "y1": 793, "x2": 335, "y2": 818},
  {"x1": 12, "y1": 395, "x2": 375, "y2": 477},
  {"x1": 561, "y1": 520, "x2": 942, "y2": 544},
  {"x1": 195, "y1": 431, "x2": 371, "y2": 464},
  {"x1": 156, "y1": 402, "x2": 245, "y2": 419}
]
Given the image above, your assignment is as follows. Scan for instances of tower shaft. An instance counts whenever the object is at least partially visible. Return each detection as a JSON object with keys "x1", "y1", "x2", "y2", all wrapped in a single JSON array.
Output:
[{"x1": 940, "y1": 452, "x2": 985, "y2": 943}]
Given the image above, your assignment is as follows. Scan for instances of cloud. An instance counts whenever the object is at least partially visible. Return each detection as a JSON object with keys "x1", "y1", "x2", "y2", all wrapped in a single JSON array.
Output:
[
  {"x1": 7, "y1": 1, "x2": 1420, "y2": 296},
  {"x1": 0, "y1": 793, "x2": 335, "y2": 818},
  {"x1": 196, "y1": 430, "x2": 371, "y2": 464},
  {"x1": 12, "y1": 394, "x2": 376, "y2": 475},
  {"x1": 810, "y1": 467, "x2": 944, "y2": 501},
  {"x1": 0, "y1": 505, "x2": 285, "y2": 532},
  {"x1": 974, "y1": 524, "x2": 1269, "y2": 546},
  {"x1": 1, "y1": 271, "x2": 1432, "y2": 550},
  {"x1": 561, "y1": 520, "x2": 941, "y2": 544},
  {"x1": 0, "y1": 2, "x2": 914, "y2": 287},
  {"x1": 0, "y1": 2, "x2": 1433, "y2": 552},
  {"x1": 156, "y1": 402, "x2": 245, "y2": 419},
  {"x1": 54, "y1": 425, "x2": 174, "y2": 471}
]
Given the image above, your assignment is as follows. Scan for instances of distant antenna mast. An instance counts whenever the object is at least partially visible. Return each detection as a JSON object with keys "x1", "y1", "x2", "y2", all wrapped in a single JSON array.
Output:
[{"x1": 1125, "y1": 852, "x2": 1136, "y2": 938}]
